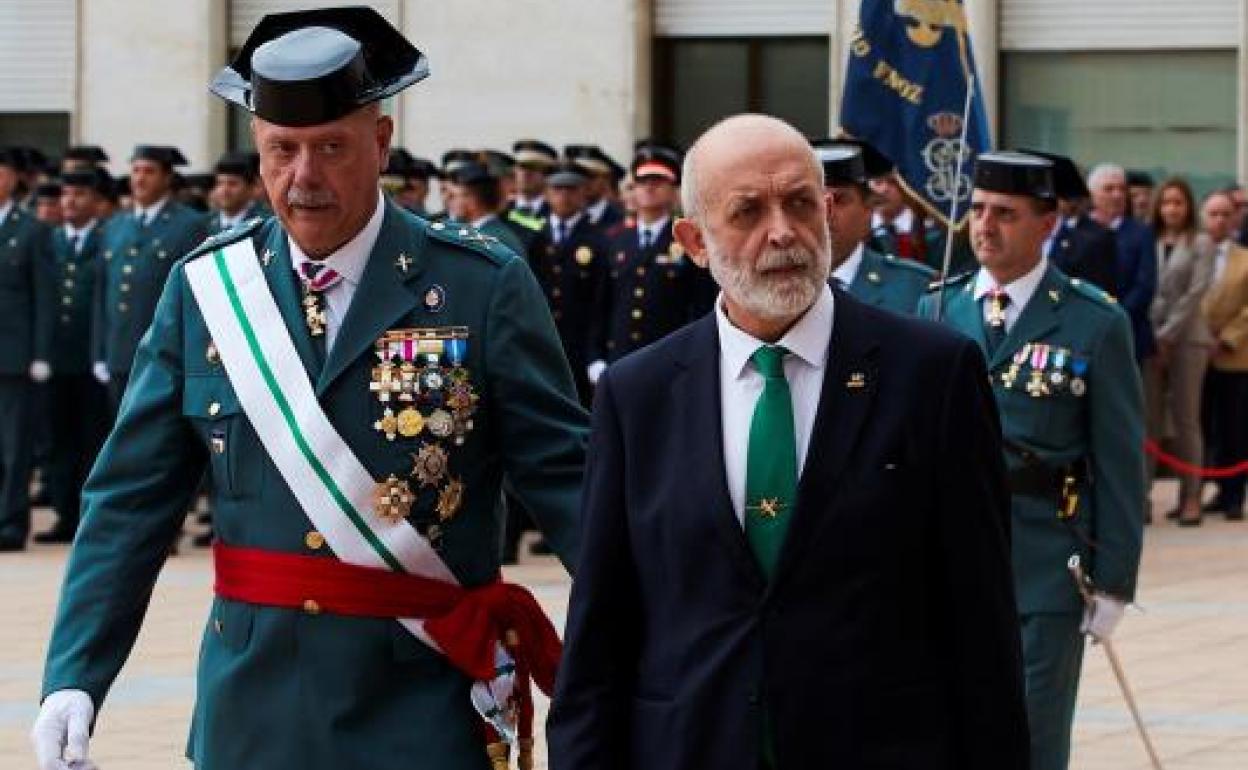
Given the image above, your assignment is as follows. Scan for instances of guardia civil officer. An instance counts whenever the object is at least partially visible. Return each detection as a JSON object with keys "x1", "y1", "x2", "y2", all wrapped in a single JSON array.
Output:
[
  {"x1": 919, "y1": 151, "x2": 1145, "y2": 770},
  {"x1": 817, "y1": 141, "x2": 934, "y2": 315},
  {"x1": 92, "y1": 144, "x2": 208, "y2": 411},
  {"x1": 32, "y1": 169, "x2": 110, "y2": 544},
  {"x1": 442, "y1": 159, "x2": 528, "y2": 255},
  {"x1": 34, "y1": 8, "x2": 586, "y2": 770},
  {"x1": 0, "y1": 147, "x2": 54, "y2": 552},
  {"x1": 205, "y1": 151, "x2": 266, "y2": 234}
]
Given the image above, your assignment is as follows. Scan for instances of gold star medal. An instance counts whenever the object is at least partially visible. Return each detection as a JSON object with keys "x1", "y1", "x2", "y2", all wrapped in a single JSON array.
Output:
[
  {"x1": 575, "y1": 245, "x2": 594, "y2": 266},
  {"x1": 411, "y1": 443, "x2": 449, "y2": 487},
  {"x1": 396, "y1": 407, "x2": 424, "y2": 438},
  {"x1": 436, "y1": 477, "x2": 465, "y2": 521},
  {"x1": 373, "y1": 475, "x2": 415, "y2": 524},
  {"x1": 751, "y1": 497, "x2": 785, "y2": 519}
]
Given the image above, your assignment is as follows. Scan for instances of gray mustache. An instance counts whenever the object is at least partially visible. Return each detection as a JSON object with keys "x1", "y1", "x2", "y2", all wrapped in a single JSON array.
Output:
[{"x1": 287, "y1": 188, "x2": 337, "y2": 207}]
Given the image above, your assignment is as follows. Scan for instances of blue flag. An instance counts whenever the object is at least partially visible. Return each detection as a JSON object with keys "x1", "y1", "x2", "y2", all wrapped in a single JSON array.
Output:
[{"x1": 839, "y1": 0, "x2": 990, "y2": 228}]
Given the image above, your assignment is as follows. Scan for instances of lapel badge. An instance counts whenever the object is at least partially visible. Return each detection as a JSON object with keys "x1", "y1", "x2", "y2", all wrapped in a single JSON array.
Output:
[
  {"x1": 867, "y1": 271, "x2": 882, "y2": 284},
  {"x1": 575, "y1": 245, "x2": 594, "y2": 266},
  {"x1": 205, "y1": 341, "x2": 221, "y2": 365},
  {"x1": 373, "y1": 475, "x2": 415, "y2": 524},
  {"x1": 748, "y1": 496, "x2": 786, "y2": 520},
  {"x1": 395, "y1": 252, "x2": 413, "y2": 273},
  {"x1": 423, "y1": 284, "x2": 446, "y2": 313},
  {"x1": 261, "y1": 248, "x2": 274, "y2": 267},
  {"x1": 1048, "y1": 289, "x2": 1061, "y2": 303},
  {"x1": 846, "y1": 371, "x2": 867, "y2": 390},
  {"x1": 411, "y1": 443, "x2": 450, "y2": 487},
  {"x1": 436, "y1": 477, "x2": 466, "y2": 521}
]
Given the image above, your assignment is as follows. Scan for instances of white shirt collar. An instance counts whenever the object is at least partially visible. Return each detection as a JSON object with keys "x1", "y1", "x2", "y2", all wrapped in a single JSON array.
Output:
[
  {"x1": 134, "y1": 196, "x2": 169, "y2": 223},
  {"x1": 587, "y1": 198, "x2": 609, "y2": 223},
  {"x1": 831, "y1": 242, "x2": 865, "y2": 287},
  {"x1": 716, "y1": 283, "x2": 834, "y2": 381},
  {"x1": 220, "y1": 202, "x2": 254, "y2": 228},
  {"x1": 873, "y1": 206, "x2": 914, "y2": 232},
  {"x1": 65, "y1": 219, "x2": 98, "y2": 241},
  {"x1": 0, "y1": 199, "x2": 13, "y2": 226},
  {"x1": 288, "y1": 190, "x2": 385, "y2": 287},
  {"x1": 638, "y1": 214, "x2": 671, "y2": 240},
  {"x1": 515, "y1": 194, "x2": 544, "y2": 210},
  {"x1": 549, "y1": 211, "x2": 583, "y2": 235},
  {"x1": 973, "y1": 256, "x2": 1050, "y2": 311},
  {"x1": 1109, "y1": 215, "x2": 1124, "y2": 231}
]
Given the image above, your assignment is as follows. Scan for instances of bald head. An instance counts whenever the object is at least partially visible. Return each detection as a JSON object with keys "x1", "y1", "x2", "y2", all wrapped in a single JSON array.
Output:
[{"x1": 681, "y1": 114, "x2": 823, "y2": 223}]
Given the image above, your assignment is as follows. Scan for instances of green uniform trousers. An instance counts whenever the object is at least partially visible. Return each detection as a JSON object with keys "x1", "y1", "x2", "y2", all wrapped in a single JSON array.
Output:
[
  {"x1": 1021, "y1": 613, "x2": 1086, "y2": 770},
  {"x1": 0, "y1": 376, "x2": 34, "y2": 540}
]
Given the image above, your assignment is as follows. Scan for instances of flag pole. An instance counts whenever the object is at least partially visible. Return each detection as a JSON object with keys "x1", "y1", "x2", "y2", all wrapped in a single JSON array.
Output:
[{"x1": 934, "y1": 73, "x2": 977, "y2": 323}]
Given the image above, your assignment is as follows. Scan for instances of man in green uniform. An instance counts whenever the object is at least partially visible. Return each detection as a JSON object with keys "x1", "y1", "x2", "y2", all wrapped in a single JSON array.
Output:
[
  {"x1": 93, "y1": 144, "x2": 208, "y2": 412},
  {"x1": 919, "y1": 151, "x2": 1144, "y2": 770},
  {"x1": 34, "y1": 8, "x2": 586, "y2": 770},
  {"x1": 0, "y1": 148, "x2": 53, "y2": 551},
  {"x1": 442, "y1": 159, "x2": 527, "y2": 255},
  {"x1": 32, "y1": 169, "x2": 110, "y2": 544},
  {"x1": 205, "y1": 151, "x2": 266, "y2": 235},
  {"x1": 816, "y1": 141, "x2": 934, "y2": 315}
]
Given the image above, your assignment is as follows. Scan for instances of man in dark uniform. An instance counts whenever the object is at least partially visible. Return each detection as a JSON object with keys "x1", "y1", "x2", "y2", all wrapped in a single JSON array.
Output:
[
  {"x1": 817, "y1": 141, "x2": 934, "y2": 315},
  {"x1": 587, "y1": 143, "x2": 710, "y2": 380},
  {"x1": 528, "y1": 161, "x2": 607, "y2": 406},
  {"x1": 0, "y1": 147, "x2": 54, "y2": 551},
  {"x1": 509, "y1": 139, "x2": 555, "y2": 223},
  {"x1": 35, "y1": 8, "x2": 585, "y2": 770},
  {"x1": 566, "y1": 145, "x2": 624, "y2": 229},
  {"x1": 205, "y1": 151, "x2": 266, "y2": 235},
  {"x1": 32, "y1": 169, "x2": 110, "y2": 544},
  {"x1": 92, "y1": 144, "x2": 208, "y2": 412},
  {"x1": 920, "y1": 152, "x2": 1144, "y2": 770},
  {"x1": 1025, "y1": 150, "x2": 1120, "y2": 297}
]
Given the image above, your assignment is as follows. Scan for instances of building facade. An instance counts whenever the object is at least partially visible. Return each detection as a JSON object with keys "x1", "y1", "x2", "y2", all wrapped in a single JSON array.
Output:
[{"x1": 1, "y1": 0, "x2": 1245, "y2": 194}]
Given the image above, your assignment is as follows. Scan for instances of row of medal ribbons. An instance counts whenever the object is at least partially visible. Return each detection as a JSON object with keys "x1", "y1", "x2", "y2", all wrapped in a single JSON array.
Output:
[{"x1": 999, "y1": 342, "x2": 1089, "y2": 398}]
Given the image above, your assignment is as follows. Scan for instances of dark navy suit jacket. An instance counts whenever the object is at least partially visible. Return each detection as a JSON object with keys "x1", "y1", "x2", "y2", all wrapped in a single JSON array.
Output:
[
  {"x1": 1111, "y1": 217, "x2": 1157, "y2": 359},
  {"x1": 548, "y1": 290, "x2": 1030, "y2": 770}
]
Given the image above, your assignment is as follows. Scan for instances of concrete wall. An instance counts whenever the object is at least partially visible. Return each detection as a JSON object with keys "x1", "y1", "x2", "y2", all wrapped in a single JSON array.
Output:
[
  {"x1": 79, "y1": 0, "x2": 227, "y2": 174},
  {"x1": 396, "y1": 0, "x2": 642, "y2": 166}
]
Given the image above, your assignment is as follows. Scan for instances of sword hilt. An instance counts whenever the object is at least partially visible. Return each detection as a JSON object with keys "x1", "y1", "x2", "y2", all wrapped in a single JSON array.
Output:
[{"x1": 1067, "y1": 554, "x2": 1095, "y2": 605}]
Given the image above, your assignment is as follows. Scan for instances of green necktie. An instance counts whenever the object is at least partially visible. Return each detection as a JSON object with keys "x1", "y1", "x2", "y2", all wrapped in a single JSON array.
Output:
[{"x1": 745, "y1": 345, "x2": 798, "y2": 581}]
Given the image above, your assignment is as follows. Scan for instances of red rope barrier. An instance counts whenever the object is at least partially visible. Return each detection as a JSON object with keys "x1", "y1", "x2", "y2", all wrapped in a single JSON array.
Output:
[{"x1": 1144, "y1": 439, "x2": 1248, "y2": 479}]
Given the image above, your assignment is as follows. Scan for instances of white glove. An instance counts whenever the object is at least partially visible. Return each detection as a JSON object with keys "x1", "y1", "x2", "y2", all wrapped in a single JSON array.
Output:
[
  {"x1": 30, "y1": 360, "x2": 51, "y2": 382},
  {"x1": 1080, "y1": 593, "x2": 1127, "y2": 642},
  {"x1": 91, "y1": 362, "x2": 110, "y2": 385},
  {"x1": 31, "y1": 689, "x2": 96, "y2": 770},
  {"x1": 587, "y1": 360, "x2": 607, "y2": 385}
]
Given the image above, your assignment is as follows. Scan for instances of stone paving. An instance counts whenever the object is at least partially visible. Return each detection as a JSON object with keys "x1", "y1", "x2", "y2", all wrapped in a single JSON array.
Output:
[{"x1": 1, "y1": 479, "x2": 1245, "y2": 769}]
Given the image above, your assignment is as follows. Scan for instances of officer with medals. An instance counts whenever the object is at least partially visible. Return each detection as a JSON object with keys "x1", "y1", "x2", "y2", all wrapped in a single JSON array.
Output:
[
  {"x1": 92, "y1": 144, "x2": 208, "y2": 412},
  {"x1": 918, "y1": 152, "x2": 1144, "y2": 770},
  {"x1": 528, "y1": 160, "x2": 607, "y2": 406},
  {"x1": 816, "y1": 141, "x2": 935, "y2": 315},
  {"x1": 205, "y1": 151, "x2": 267, "y2": 234},
  {"x1": 32, "y1": 169, "x2": 110, "y2": 545},
  {"x1": 0, "y1": 147, "x2": 54, "y2": 552},
  {"x1": 586, "y1": 143, "x2": 711, "y2": 380},
  {"x1": 34, "y1": 8, "x2": 586, "y2": 770}
]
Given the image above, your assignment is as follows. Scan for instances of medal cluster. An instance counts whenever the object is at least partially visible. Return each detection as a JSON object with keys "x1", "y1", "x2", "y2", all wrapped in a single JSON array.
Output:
[
  {"x1": 368, "y1": 327, "x2": 479, "y2": 540},
  {"x1": 999, "y1": 343, "x2": 1089, "y2": 398}
]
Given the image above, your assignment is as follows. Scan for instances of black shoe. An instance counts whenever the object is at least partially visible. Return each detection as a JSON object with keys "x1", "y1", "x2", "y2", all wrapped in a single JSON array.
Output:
[
  {"x1": 1203, "y1": 498, "x2": 1228, "y2": 513},
  {"x1": 1226, "y1": 507, "x2": 1245, "y2": 521},
  {"x1": 32, "y1": 525, "x2": 77, "y2": 544},
  {"x1": 1164, "y1": 507, "x2": 1181, "y2": 521},
  {"x1": 0, "y1": 535, "x2": 26, "y2": 552}
]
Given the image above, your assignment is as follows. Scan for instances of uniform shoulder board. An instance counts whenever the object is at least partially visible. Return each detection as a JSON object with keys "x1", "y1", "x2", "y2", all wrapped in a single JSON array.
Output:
[
  {"x1": 184, "y1": 216, "x2": 266, "y2": 262},
  {"x1": 1067, "y1": 277, "x2": 1118, "y2": 308},
  {"x1": 424, "y1": 219, "x2": 510, "y2": 266},
  {"x1": 506, "y1": 208, "x2": 543, "y2": 233},
  {"x1": 925, "y1": 270, "x2": 974, "y2": 293},
  {"x1": 883, "y1": 253, "x2": 938, "y2": 278}
]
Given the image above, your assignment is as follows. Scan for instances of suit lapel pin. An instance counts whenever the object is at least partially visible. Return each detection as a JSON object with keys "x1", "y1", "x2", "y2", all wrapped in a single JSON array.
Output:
[
  {"x1": 396, "y1": 252, "x2": 413, "y2": 273},
  {"x1": 846, "y1": 371, "x2": 867, "y2": 389},
  {"x1": 1048, "y1": 289, "x2": 1061, "y2": 303},
  {"x1": 423, "y1": 284, "x2": 446, "y2": 313},
  {"x1": 867, "y1": 271, "x2": 881, "y2": 284}
]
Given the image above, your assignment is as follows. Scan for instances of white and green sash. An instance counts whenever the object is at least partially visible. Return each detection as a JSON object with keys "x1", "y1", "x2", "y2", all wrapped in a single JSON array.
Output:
[{"x1": 185, "y1": 238, "x2": 517, "y2": 740}]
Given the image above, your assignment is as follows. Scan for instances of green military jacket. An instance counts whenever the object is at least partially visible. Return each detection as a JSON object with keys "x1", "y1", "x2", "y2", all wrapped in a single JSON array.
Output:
[
  {"x1": 49, "y1": 223, "x2": 103, "y2": 375},
  {"x1": 845, "y1": 246, "x2": 935, "y2": 316},
  {"x1": 203, "y1": 202, "x2": 271, "y2": 236},
  {"x1": 475, "y1": 214, "x2": 527, "y2": 256},
  {"x1": 919, "y1": 265, "x2": 1144, "y2": 614},
  {"x1": 0, "y1": 203, "x2": 54, "y2": 374},
  {"x1": 43, "y1": 200, "x2": 588, "y2": 770},
  {"x1": 93, "y1": 200, "x2": 208, "y2": 374}
]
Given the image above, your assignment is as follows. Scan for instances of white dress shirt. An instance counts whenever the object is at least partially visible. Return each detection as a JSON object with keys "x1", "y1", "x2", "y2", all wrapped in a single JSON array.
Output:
[
  {"x1": 872, "y1": 206, "x2": 915, "y2": 235},
  {"x1": 972, "y1": 256, "x2": 1049, "y2": 333},
  {"x1": 831, "y1": 242, "x2": 865, "y2": 289},
  {"x1": 288, "y1": 190, "x2": 385, "y2": 351},
  {"x1": 636, "y1": 214, "x2": 670, "y2": 250},
  {"x1": 548, "y1": 211, "x2": 583, "y2": 244},
  {"x1": 64, "y1": 220, "x2": 98, "y2": 253},
  {"x1": 716, "y1": 284, "x2": 835, "y2": 525},
  {"x1": 132, "y1": 196, "x2": 169, "y2": 225},
  {"x1": 1213, "y1": 239, "x2": 1230, "y2": 284},
  {"x1": 586, "y1": 198, "x2": 610, "y2": 225}
]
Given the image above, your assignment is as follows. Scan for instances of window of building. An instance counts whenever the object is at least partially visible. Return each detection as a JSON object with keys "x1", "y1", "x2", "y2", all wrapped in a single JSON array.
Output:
[
  {"x1": 1002, "y1": 50, "x2": 1237, "y2": 197},
  {"x1": 653, "y1": 37, "x2": 829, "y2": 150},
  {"x1": 0, "y1": 113, "x2": 70, "y2": 160}
]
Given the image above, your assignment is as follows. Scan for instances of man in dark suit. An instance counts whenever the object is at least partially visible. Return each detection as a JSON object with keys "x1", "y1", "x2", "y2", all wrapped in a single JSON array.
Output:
[
  {"x1": 1025, "y1": 150, "x2": 1120, "y2": 297},
  {"x1": 549, "y1": 114, "x2": 1029, "y2": 770},
  {"x1": 1089, "y1": 163, "x2": 1156, "y2": 360}
]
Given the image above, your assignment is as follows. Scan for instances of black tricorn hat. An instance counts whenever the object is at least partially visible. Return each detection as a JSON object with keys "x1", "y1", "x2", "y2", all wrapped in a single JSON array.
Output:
[
  {"x1": 35, "y1": 181, "x2": 62, "y2": 199},
  {"x1": 214, "y1": 151, "x2": 259, "y2": 182},
  {"x1": 132, "y1": 145, "x2": 189, "y2": 168},
  {"x1": 210, "y1": 6, "x2": 429, "y2": 128},
  {"x1": 385, "y1": 147, "x2": 416, "y2": 176},
  {"x1": 973, "y1": 151, "x2": 1055, "y2": 200},
  {"x1": 64, "y1": 145, "x2": 109, "y2": 165},
  {"x1": 813, "y1": 145, "x2": 868, "y2": 187},
  {"x1": 825, "y1": 135, "x2": 894, "y2": 178},
  {"x1": 63, "y1": 168, "x2": 111, "y2": 196},
  {"x1": 1019, "y1": 149, "x2": 1088, "y2": 200},
  {"x1": 513, "y1": 140, "x2": 557, "y2": 169}
]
